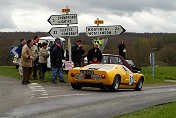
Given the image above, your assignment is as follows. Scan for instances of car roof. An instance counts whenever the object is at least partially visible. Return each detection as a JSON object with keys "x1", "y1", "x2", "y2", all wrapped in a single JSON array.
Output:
[
  {"x1": 103, "y1": 54, "x2": 120, "y2": 56},
  {"x1": 85, "y1": 64, "x2": 122, "y2": 67},
  {"x1": 40, "y1": 36, "x2": 65, "y2": 41}
]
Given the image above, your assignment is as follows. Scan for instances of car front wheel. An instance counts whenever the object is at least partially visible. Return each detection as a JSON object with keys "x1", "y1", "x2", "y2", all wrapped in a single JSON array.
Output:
[{"x1": 134, "y1": 78, "x2": 143, "y2": 91}]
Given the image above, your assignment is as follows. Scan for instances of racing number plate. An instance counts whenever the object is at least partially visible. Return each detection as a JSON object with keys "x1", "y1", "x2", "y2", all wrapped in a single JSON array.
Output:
[{"x1": 81, "y1": 70, "x2": 94, "y2": 74}]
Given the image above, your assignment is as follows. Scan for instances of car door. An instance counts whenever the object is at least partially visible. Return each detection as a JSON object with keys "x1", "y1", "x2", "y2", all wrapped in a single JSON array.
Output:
[{"x1": 121, "y1": 65, "x2": 134, "y2": 85}]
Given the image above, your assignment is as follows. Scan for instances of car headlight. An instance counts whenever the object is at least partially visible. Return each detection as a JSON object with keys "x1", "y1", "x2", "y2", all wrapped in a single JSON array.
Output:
[{"x1": 76, "y1": 74, "x2": 84, "y2": 80}]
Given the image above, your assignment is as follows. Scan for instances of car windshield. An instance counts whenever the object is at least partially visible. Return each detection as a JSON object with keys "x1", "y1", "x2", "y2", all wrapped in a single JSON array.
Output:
[
  {"x1": 84, "y1": 64, "x2": 114, "y2": 70},
  {"x1": 126, "y1": 60, "x2": 134, "y2": 66}
]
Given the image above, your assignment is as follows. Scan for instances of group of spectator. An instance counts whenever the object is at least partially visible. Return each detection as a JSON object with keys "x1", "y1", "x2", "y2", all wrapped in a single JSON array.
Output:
[
  {"x1": 18, "y1": 36, "x2": 126, "y2": 85},
  {"x1": 18, "y1": 36, "x2": 66, "y2": 85}
]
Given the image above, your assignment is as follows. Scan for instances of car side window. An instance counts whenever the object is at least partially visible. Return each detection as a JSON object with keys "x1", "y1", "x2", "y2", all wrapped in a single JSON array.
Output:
[
  {"x1": 110, "y1": 56, "x2": 117, "y2": 64},
  {"x1": 115, "y1": 57, "x2": 123, "y2": 65},
  {"x1": 110, "y1": 56, "x2": 123, "y2": 65},
  {"x1": 101, "y1": 56, "x2": 109, "y2": 64},
  {"x1": 122, "y1": 66, "x2": 130, "y2": 73}
]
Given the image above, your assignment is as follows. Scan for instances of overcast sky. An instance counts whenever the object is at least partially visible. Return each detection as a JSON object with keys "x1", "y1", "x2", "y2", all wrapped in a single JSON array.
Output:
[{"x1": 0, "y1": 0, "x2": 176, "y2": 33}]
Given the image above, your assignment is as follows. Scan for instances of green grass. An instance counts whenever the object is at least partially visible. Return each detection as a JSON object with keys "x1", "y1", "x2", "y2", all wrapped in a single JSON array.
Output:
[
  {"x1": 0, "y1": 66, "x2": 68, "y2": 84},
  {"x1": 114, "y1": 101, "x2": 176, "y2": 118},
  {"x1": 141, "y1": 66, "x2": 176, "y2": 85}
]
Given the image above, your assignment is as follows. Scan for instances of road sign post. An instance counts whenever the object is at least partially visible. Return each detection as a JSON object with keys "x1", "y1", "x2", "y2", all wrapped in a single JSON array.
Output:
[
  {"x1": 48, "y1": 14, "x2": 78, "y2": 25},
  {"x1": 48, "y1": 6, "x2": 78, "y2": 62},
  {"x1": 87, "y1": 18, "x2": 125, "y2": 52},
  {"x1": 49, "y1": 26, "x2": 78, "y2": 37},
  {"x1": 86, "y1": 25, "x2": 126, "y2": 37},
  {"x1": 10, "y1": 47, "x2": 18, "y2": 55},
  {"x1": 150, "y1": 53, "x2": 155, "y2": 79}
]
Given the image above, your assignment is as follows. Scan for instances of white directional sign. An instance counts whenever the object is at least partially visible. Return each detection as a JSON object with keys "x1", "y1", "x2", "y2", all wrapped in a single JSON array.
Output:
[
  {"x1": 49, "y1": 26, "x2": 78, "y2": 37},
  {"x1": 86, "y1": 25, "x2": 125, "y2": 37},
  {"x1": 11, "y1": 47, "x2": 18, "y2": 55},
  {"x1": 48, "y1": 14, "x2": 78, "y2": 25}
]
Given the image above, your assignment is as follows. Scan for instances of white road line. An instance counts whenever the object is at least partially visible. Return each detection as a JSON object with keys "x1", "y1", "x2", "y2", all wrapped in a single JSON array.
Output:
[
  {"x1": 34, "y1": 86, "x2": 42, "y2": 88},
  {"x1": 41, "y1": 94, "x2": 49, "y2": 96},
  {"x1": 48, "y1": 94, "x2": 88, "y2": 98},
  {"x1": 33, "y1": 90, "x2": 46, "y2": 92},
  {"x1": 38, "y1": 97, "x2": 49, "y2": 99},
  {"x1": 34, "y1": 87, "x2": 44, "y2": 89},
  {"x1": 30, "y1": 83, "x2": 38, "y2": 85},
  {"x1": 42, "y1": 92, "x2": 47, "y2": 94}
]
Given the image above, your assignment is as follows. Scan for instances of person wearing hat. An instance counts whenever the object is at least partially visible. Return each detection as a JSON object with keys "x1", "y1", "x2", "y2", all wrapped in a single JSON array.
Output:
[{"x1": 50, "y1": 40, "x2": 65, "y2": 83}]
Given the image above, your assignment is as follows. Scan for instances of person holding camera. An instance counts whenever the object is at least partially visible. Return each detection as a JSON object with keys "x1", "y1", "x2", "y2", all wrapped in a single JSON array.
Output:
[{"x1": 71, "y1": 40, "x2": 85, "y2": 67}]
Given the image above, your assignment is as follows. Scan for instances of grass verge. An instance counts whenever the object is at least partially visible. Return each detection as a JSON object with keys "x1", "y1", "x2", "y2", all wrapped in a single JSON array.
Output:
[
  {"x1": 141, "y1": 66, "x2": 176, "y2": 85},
  {"x1": 114, "y1": 101, "x2": 176, "y2": 118},
  {"x1": 0, "y1": 66, "x2": 68, "y2": 84}
]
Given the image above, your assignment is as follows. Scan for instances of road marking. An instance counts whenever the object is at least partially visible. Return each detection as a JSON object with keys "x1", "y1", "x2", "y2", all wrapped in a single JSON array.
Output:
[
  {"x1": 38, "y1": 97, "x2": 49, "y2": 99},
  {"x1": 28, "y1": 83, "x2": 49, "y2": 99},
  {"x1": 48, "y1": 94, "x2": 88, "y2": 98},
  {"x1": 41, "y1": 94, "x2": 48, "y2": 96},
  {"x1": 30, "y1": 83, "x2": 38, "y2": 85},
  {"x1": 33, "y1": 89, "x2": 46, "y2": 92},
  {"x1": 34, "y1": 86, "x2": 42, "y2": 87}
]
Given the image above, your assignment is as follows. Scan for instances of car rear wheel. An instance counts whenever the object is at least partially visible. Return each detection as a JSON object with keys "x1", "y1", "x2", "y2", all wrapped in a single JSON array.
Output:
[
  {"x1": 108, "y1": 76, "x2": 120, "y2": 92},
  {"x1": 71, "y1": 83, "x2": 82, "y2": 90},
  {"x1": 134, "y1": 78, "x2": 143, "y2": 91}
]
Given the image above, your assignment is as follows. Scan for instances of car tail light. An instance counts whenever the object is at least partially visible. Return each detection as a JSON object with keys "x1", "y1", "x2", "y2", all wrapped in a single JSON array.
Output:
[
  {"x1": 71, "y1": 73, "x2": 75, "y2": 77},
  {"x1": 101, "y1": 74, "x2": 105, "y2": 79}
]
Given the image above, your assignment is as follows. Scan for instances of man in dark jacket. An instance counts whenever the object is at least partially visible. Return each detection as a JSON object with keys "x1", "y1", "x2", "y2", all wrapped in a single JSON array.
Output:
[
  {"x1": 87, "y1": 43, "x2": 102, "y2": 64},
  {"x1": 51, "y1": 40, "x2": 65, "y2": 83},
  {"x1": 118, "y1": 40, "x2": 126, "y2": 59},
  {"x1": 71, "y1": 40, "x2": 85, "y2": 67},
  {"x1": 18, "y1": 39, "x2": 26, "y2": 77}
]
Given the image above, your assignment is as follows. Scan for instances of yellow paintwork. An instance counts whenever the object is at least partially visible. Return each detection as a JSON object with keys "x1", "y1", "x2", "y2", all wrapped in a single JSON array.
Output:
[{"x1": 68, "y1": 64, "x2": 144, "y2": 89}]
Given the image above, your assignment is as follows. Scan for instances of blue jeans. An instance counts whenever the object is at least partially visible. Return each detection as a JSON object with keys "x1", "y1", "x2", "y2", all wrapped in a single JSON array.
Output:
[{"x1": 51, "y1": 67, "x2": 63, "y2": 81}]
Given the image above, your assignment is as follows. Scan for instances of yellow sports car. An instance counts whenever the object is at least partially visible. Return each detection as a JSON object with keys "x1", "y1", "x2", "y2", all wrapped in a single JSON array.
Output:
[{"x1": 68, "y1": 64, "x2": 144, "y2": 91}]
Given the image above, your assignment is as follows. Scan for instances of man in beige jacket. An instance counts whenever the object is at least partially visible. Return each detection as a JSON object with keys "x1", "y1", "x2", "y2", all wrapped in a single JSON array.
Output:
[{"x1": 21, "y1": 39, "x2": 34, "y2": 85}]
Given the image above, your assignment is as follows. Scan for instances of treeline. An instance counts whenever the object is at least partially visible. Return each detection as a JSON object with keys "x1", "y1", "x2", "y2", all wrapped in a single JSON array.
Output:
[
  {"x1": 0, "y1": 32, "x2": 175, "y2": 67},
  {"x1": 127, "y1": 34, "x2": 176, "y2": 67}
]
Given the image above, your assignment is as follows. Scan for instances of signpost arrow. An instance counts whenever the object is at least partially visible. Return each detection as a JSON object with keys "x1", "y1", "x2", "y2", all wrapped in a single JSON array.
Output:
[
  {"x1": 48, "y1": 26, "x2": 79, "y2": 37},
  {"x1": 11, "y1": 47, "x2": 18, "y2": 55},
  {"x1": 48, "y1": 14, "x2": 78, "y2": 25},
  {"x1": 86, "y1": 25, "x2": 126, "y2": 37}
]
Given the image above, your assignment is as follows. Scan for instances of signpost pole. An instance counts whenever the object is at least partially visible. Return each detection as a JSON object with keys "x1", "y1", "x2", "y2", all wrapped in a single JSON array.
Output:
[
  {"x1": 150, "y1": 53, "x2": 155, "y2": 79},
  {"x1": 65, "y1": 6, "x2": 72, "y2": 61}
]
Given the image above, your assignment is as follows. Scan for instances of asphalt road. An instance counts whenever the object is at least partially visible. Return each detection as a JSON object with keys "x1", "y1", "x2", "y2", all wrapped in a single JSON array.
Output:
[{"x1": 1, "y1": 75, "x2": 176, "y2": 118}]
